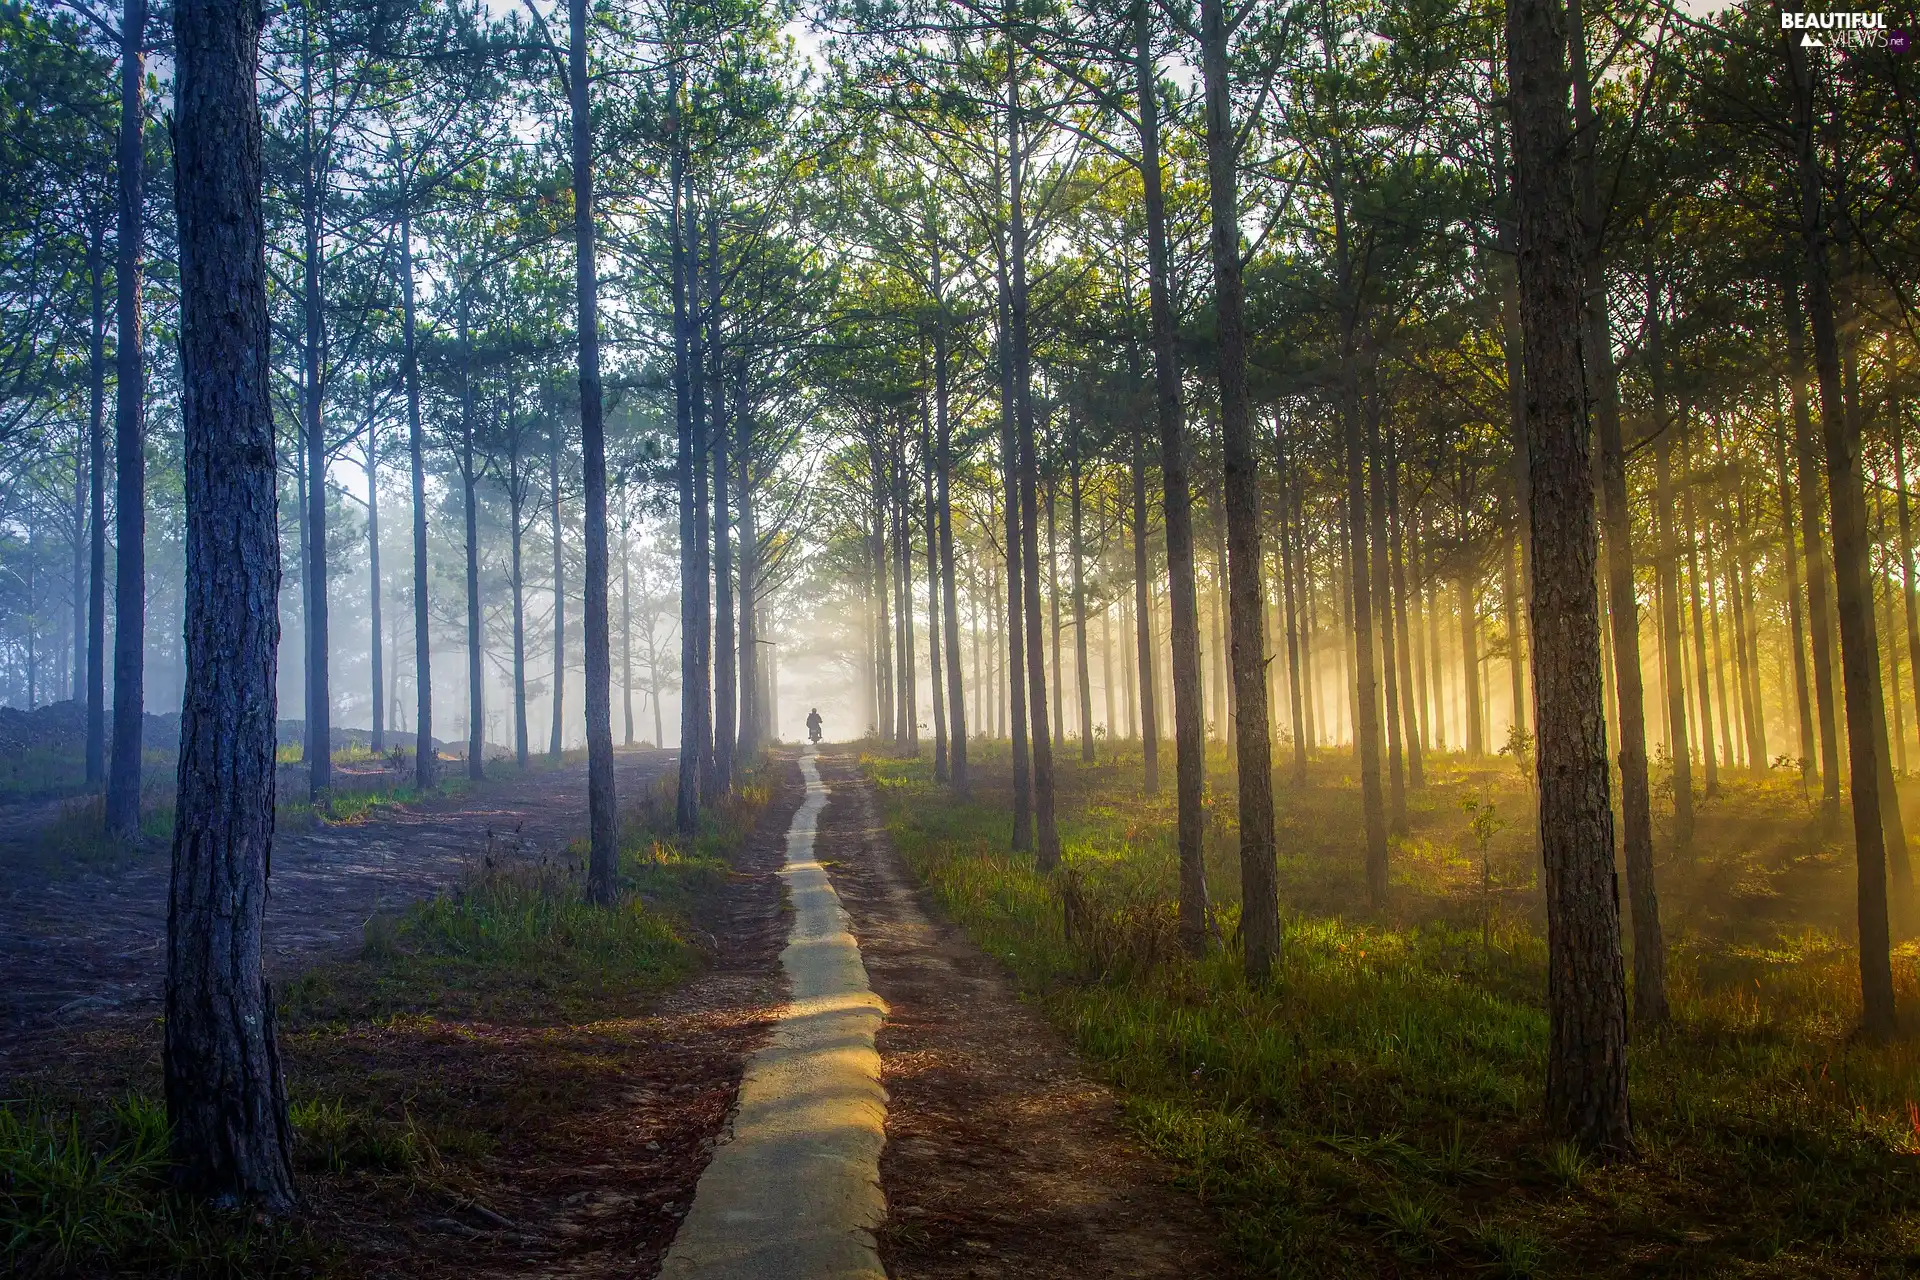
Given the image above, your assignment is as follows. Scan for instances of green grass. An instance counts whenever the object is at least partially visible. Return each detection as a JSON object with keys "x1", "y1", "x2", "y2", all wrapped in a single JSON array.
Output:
[
  {"x1": 3, "y1": 759, "x2": 775, "y2": 1276},
  {"x1": 868, "y1": 744, "x2": 1920, "y2": 1277}
]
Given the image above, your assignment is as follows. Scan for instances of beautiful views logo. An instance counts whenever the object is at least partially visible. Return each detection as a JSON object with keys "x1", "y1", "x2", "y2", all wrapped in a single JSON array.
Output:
[{"x1": 1780, "y1": 9, "x2": 1895, "y2": 50}]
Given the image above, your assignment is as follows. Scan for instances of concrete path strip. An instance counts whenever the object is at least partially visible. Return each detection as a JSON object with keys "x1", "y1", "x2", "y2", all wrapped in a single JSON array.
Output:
[{"x1": 659, "y1": 747, "x2": 889, "y2": 1280}]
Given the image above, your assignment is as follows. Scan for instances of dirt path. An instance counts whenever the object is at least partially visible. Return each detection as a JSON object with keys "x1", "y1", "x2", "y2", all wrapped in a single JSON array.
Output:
[
  {"x1": 812, "y1": 751, "x2": 1241, "y2": 1280},
  {"x1": 661, "y1": 746, "x2": 887, "y2": 1279},
  {"x1": 0, "y1": 748, "x2": 673, "y2": 1048}
]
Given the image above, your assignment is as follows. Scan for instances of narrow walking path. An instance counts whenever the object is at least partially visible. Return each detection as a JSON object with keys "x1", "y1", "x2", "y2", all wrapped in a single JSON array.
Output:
[
  {"x1": 660, "y1": 745, "x2": 889, "y2": 1280},
  {"x1": 815, "y1": 751, "x2": 1241, "y2": 1279}
]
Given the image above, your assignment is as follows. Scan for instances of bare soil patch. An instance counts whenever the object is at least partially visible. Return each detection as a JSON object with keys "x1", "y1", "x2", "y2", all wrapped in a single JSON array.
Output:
[
  {"x1": 0, "y1": 748, "x2": 676, "y2": 1046},
  {"x1": 814, "y1": 752, "x2": 1243, "y2": 1280}
]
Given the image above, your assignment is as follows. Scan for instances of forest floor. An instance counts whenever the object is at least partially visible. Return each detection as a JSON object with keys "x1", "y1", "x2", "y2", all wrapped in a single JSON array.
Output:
[
  {"x1": 0, "y1": 748, "x2": 674, "y2": 1044},
  {"x1": 866, "y1": 742, "x2": 1920, "y2": 1278},
  {"x1": 1, "y1": 744, "x2": 1239, "y2": 1278},
  {"x1": 2, "y1": 749, "x2": 793, "y2": 1277}
]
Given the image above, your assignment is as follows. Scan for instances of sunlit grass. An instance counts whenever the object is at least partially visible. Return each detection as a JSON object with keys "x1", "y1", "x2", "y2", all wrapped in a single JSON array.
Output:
[{"x1": 870, "y1": 744, "x2": 1920, "y2": 1276}]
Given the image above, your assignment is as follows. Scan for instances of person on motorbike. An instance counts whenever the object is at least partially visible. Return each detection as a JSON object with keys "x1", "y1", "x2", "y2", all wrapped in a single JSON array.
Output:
[{"x1": 806, "y1": 708, "x2": 823, "y2": 744}]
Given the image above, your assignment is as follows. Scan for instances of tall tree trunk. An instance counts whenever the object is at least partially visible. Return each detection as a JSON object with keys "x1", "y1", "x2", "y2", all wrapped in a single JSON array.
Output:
[
  {"x1": 458, "y1": 302, "x2": 483, "y2": 782},
  {"x1": 897, "y1": 435, "x2": 918, "y2": 749},
  {"x1": 709, "y1": 211, "x2": 735, "y2": 790},
  {"x1": 1072, "y1": 452, "x2": 1094, "y2": 761},
  {"x1": 736, "y1": 387, "x2": 760, "y2": 761},
  {"x1": 106, "y1": 0, "x2": 148, "y2": 836},
  {"x1": 1200, "y1": 0, "x2": 1278, "y2": 975},
  {"x1": 1349, "y1": 417, "x2": 1390, "y2": 902},
  {"x1": 925, "y1": 409, "x2": 948, "y2": 779},
  {"x1": 1650, "y1": 432, "x2": 1693, "y2": 838},
  {"x1": 1369, "y1": 395, "x2": 1407, "y2": 834},
  {"x1": 1138, "y1": 0, "x2": 1206, "y2": 948},
  {"x1": 1788, "y1": 31, "x2": 1897, "y2": 1030},
  {"x1": 1774, "y1": 416, "x2": 1817, "y2": 779},
  {"x1": 1705, "y1": 532, "x2": 1736, "y2": 769},
  {"x1": 1131, "y1": 410, "x2": 1160, "y2": 789},
  {"x1": 621, "y1": 502, "x2": 634, "y2": 747},
  {"x1": 301, "y1": 28, "x2": 329, "y2": 803},
  {"x1": 1388, "y1": 435, "x2": 1422, "y2": 788},
  {"x1": 1008, "y1": 55, "x2": 1058, "y2": 867},
  {"x1": 1578, "y1": 123, "x2": 1664, "y2": 1031},
  {"x1": 400, "y1": 197, "x2": 433, "y2": 790},
  {"x1": 1680, "y1": 436, "x2": 1719, "y2": 797},
  {"x1": 1278, "y1": 435, "x2": 1308, "y2": 783},
  {"x1": 167, "y1": 0, "x2": 296, "y2": 1200},
  {"x1": 1497, "y1": 193, "x2": 1531, "y2": 740},
  {"x1": 367, "y1": 416, "x2": 385, "y2": 754},
  {"x1": 1896, "y1": 417, "x2": 1920, "y2": 760},
  {"x1": 512, "y1": 473, "x2": 529, "y2": 769},
  {"x1": 672, "y1": 130, "x2": 700, "y2": 833},
  {"x1": 687, "y1": 182, "x2": 714, "y2": 800},
  {"x1": 997, "y1": 268, "x2": 1032, "y2": 849},
  {"x1": 86, "y1": 219, "x2": 107, "y2": 786},
  {"x1": 1507, "y1": 0, "x2": 1632, "y2": 1154},
  {"x1": 550, "y1": 421, "x2": 566, "y2": 758},
  {"x1": 1785, "y1": 283, "x2": 1842, "y2": 813},
  {"x1": 935, "y1": 258, "x2": 969, "y2": 793},
  {"x1": 569, "y1": 0, "x2": 618, "y2": 897},
  {"x1": 1576, "y1": 1, "x2": 1664, "y2": 1019},
  {"x1": 1049, "y1": 481, "x2": 1065, "y2": 749}
]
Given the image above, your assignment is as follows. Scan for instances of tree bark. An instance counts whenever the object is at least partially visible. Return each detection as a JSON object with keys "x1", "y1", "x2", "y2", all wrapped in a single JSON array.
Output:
[
  {"x1": 1200, "y1": 0, "x2": 1278, "y2": 976},
  {"x1": 1507, "y1": 0, "x2": 1633, "y2": 1154},
  {"x1": 926, "y1": 407, "x2": 949, "y2": 779},
  {"x1": 709, "y1": 211, "x2": 735, "y2": 790},
  {"x1": 400, "y1": 196, "x2": 434, "y2": 791},
  {"x1": 1369, "y1": 394, "x2": 1407, "y2": 835},
  {"x1": 367, "y1": 415, "x2": 385, "y2": 754},
  {"x1": 86, "y1": 218, "x2": 107, "y2": 786},
  {"x1": 167, "y1": 0, "x2": 296, "y2": 1201},
  {"x1": 1573, "y1": 0, "x2": 1663, "y2": 1024},
  {"x1": 1895, "y1": 417, "x2": 1920, "y2": 762},
  {"x1": 622, "y1": 502, "x2": 634, "y2": 747},
  {"x1": 512, "y1": 447, "x2": 529, "y2": 770},
  {"x1": 1774, "y1": 415, "x2": 1817, "y2": 778},
  {"x1": 1131, "y1": 412, "x2": 1160, "y2": 789},
  {"x1": 300, "y1": 20, "x2": 329, "y2": 804},
  {"x1": 1071, "y1": 451, "x2": 1093, "y2": 762},
  {"x1": 458, "y1": 300, "x2": 484, "y2": 782},
  {"x1": 569, "y1": 0, "x2": 618, "y2": 897},
  {"x1": 106, "y1": 0, "x2": 148, "y2": 836},
  {"x1": 550, "y1": 419, "x2": 566, "y2": 758},
  {"x1": 672, "y1": 127, "x2": 700, "y2": 834},
  {"x1": 1588, "y1": 260, "x2": 1665, "y2": 1028},
  {"x1": 1680, "y1": 435, "x2": 1718, "y2": 797},
  {"x1": 996, "y1": 261, "x2": 1032, "y2": 848},
  {"x1": 736, "y1": 383, "x2": 760, "y2": 760},
  {"x1": 1784, "y1": 283, "x2": 1842, "y2": 813},
  {"x1": 1138, "y1": 0, "x2": 1206, "y2": 949},
  {"x1": 934, "y1": 251, "x2": 969, "y2": 793},
  {"x1": 1278, "y1": 430, "x2": 1308, "y2": 783},
  {"x1": 1388, "y1": 435, "x2": 1422, "y2": 788},
  {"x1": 1006, "y1": 42, "x2": 1057, "y2": 868},
  {"x1": 1787, "y1": 30, "x2": 1896, "y2": 1032}
]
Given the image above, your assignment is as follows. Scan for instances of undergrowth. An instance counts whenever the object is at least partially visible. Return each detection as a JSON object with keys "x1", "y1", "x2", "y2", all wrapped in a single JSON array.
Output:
[{"x1": 869, "y1": 745, "x2": 1920, "y2": 1277}]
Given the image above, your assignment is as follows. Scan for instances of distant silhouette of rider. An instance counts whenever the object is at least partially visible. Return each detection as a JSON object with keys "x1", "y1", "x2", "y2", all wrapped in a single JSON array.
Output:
[{"x1": 806, "y1": 708, "x2": 823, "y2": 744}]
